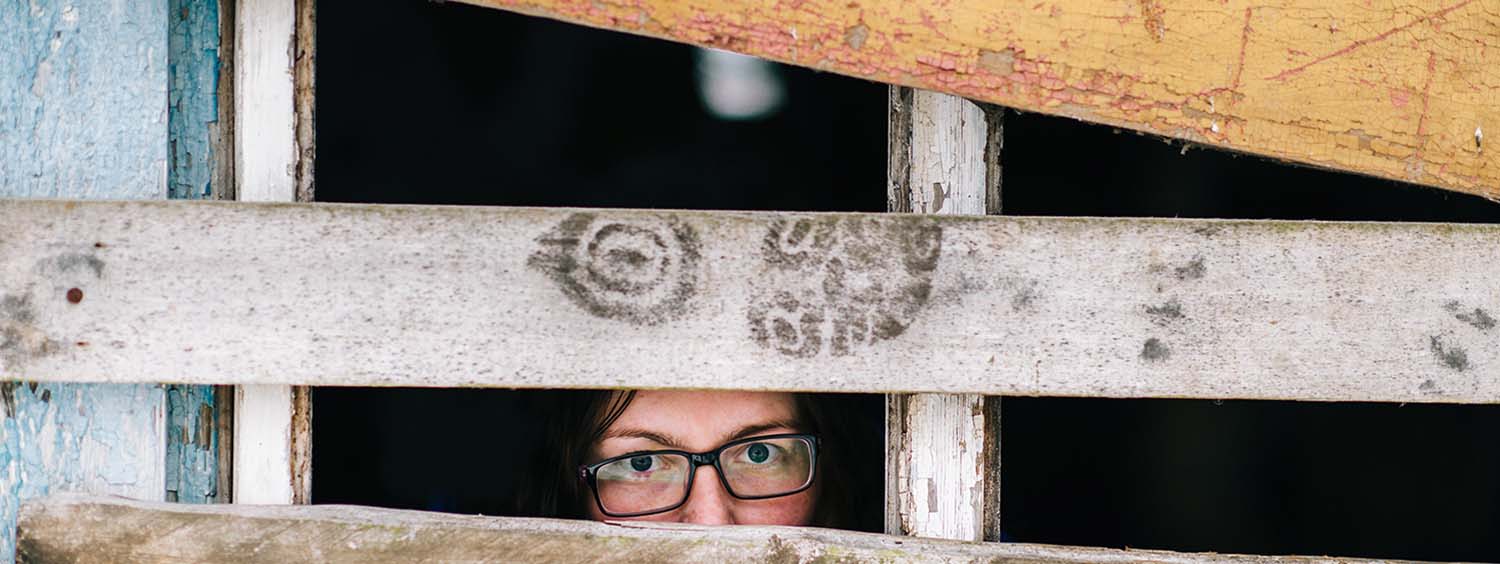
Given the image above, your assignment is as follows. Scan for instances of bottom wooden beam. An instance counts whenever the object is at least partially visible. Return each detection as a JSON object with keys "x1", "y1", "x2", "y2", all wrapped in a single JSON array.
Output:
[{"x1": 18, "y1": 494, "x2": 1428, "y2": 564}]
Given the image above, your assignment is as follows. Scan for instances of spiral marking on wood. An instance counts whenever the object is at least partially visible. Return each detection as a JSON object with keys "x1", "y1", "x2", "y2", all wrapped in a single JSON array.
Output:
[{"x1": 529, "y1": 213, "x2": 701, "y2": 325}]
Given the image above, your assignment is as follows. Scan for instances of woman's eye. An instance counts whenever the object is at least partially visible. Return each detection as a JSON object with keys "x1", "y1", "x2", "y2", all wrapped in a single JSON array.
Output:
[
  {"x1": 742, "y1": 442, "x2": 782, "y2": 464},
  {"x1": 629, "y1": 455, "x2": 654, "y2": 472}
]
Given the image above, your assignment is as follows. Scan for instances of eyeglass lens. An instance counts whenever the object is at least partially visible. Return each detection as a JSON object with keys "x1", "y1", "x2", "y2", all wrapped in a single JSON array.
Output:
[{"x1": 594, "y1": 436, "x2": 814, "y2": 516}]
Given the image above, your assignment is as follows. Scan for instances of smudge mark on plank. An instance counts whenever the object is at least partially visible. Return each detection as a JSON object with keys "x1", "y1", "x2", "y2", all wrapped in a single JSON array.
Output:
[
  {"x1": 1145, "y1": 299, "x2": 1183, "y2": 325},
  {"x1": 0, "y1": 295, "x2": 35, "y2": 324},
  {"x1": 40, "y1": 253, "x2": 106, "y2": 278},
  {"x1": 749, "y1": 216, "x2": 942, "y2": 357},
  {"x1": 1429, "y1": 335, "x2": 1469, "y2": 372},
  {"x1": 1174, "y1": 256, "x2": 1206, "y2": 280},
  {"x1": 528, "y1": 213, "x2": 702, "y2": 326},
  {"x1": 1141, "y1": 338, "x2": 1170, "y2": 362},
  {"x1": 1444, "y1": 301, "x2": 1495, "y2": 330},
  {"x1": 1011, "y1": 282, "x2": 1039, "y2": 313}
]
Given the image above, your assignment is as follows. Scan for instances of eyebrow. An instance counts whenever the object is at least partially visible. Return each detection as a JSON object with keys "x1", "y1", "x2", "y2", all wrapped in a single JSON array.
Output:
[{"x1": 602, "y1": 418, "x2": 803, "y2": 450}]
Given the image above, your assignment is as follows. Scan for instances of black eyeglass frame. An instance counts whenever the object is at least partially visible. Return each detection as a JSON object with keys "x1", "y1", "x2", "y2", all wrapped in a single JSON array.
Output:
[{"x1": 578, "y1": 433, "x2": 821, "y2": 518}]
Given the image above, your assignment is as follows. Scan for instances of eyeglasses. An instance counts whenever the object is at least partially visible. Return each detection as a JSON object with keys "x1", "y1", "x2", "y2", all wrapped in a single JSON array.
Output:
[{"x1": 578, "y1": 433, "x2": 819, "y2": 518}]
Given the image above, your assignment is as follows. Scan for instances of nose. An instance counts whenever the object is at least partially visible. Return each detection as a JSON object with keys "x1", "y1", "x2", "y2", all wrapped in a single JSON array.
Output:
[{"x1": 676, "y1": 465, "x2": 735, "y2": 525}]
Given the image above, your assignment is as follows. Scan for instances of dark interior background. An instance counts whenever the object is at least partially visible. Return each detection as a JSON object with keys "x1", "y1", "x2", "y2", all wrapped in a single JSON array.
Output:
[{"x1": 311, "y1": 1, "x2": 1500, "y2": 561}]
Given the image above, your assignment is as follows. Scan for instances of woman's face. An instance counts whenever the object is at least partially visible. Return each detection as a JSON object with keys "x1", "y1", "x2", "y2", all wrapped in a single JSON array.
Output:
[{"x1": 585, "y1": 390, "x2": 818, "y2": 525}]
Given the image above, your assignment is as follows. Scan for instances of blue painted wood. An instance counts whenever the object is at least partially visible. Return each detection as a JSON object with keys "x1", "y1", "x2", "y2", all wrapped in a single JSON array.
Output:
[
  {"x1": 0, "y1": 1, "x2": 169, "y2": 200},
  {"x1": 168, "y1": 0, "x2": 223, "y2": 201},
  {"x1": 164, "y1": 0, "x2": 227, "y2": 507},
  {"x1": 0, "y1": 384, "x2": 165, "y2": 560},
  {"x1": 2, "y1": 0, "x2": 178, "y2": 559},
  {"x1": 164, "y1": 385, "x2": 221, "y2": 504}
]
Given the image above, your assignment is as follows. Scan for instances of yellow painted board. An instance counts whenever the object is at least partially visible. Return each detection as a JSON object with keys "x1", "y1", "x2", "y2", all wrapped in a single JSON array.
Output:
[{"x1": 458, "y1": 0, "x2": 1499, "y2": 200}]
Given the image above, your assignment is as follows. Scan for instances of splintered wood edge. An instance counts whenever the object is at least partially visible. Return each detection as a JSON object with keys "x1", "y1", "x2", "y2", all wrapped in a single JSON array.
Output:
[{"x1": 16, "y1": 494, "x2": 1432, "y2": 564}]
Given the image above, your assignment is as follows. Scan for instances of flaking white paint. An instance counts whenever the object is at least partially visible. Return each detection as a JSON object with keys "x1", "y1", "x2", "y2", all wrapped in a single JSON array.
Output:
[
  {"x1": 233, "y1": 385, "x2": 294, "y2": 504},
  {"x1": 231, "y1": 0, "x2": 301, "y2": 507},
  {"x1": 888, "y1": 90, "x2": 996, "y2": 541}
]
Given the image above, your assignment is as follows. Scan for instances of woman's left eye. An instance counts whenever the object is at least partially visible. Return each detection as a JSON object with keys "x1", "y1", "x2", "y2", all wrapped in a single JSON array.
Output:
[{"x1": 740, "y1": 442, "x2": 783, "y2": 465}]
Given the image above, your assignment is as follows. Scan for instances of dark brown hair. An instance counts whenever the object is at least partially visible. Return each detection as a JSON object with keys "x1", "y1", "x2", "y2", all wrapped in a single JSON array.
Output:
[{"x1": 515, "y1": 390, "x2": 867, "y2": 530}]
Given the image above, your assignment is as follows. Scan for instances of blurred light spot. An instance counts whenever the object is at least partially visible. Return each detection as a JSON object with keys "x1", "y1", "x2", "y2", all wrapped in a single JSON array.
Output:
[{"x1": 695, "y1": 48, "x2": 785, "y2": 121}]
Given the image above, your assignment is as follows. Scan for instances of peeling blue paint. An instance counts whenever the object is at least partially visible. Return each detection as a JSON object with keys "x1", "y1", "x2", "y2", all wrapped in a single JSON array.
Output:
[
  {"x1": 0, "y1": 384, "x2": 164, "y2": 561},
  {"x1": 0, "y1": 1, "x2": 169, "y2": 199},
  {"x1": 165, "y1": 385, "x2": 221, "y2": 504},
  {"x1": 165, "y1": 0, "x2": 226, "y2": 509},
  {"x1": 168, "y1": 0, "x2": 221, "y2": 200},
  {"x1": 2, "y1": 0, "x2": 204, "y2": 559}
]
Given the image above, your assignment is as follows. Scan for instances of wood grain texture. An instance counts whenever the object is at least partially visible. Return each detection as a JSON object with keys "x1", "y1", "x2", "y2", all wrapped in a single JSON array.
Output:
[
  {"x1": 15, "y1": 494, "x2": 1432, "y2": 564},
  {"x1": 5, "y1": 200, "x2": 1500, "y2": 403},
  {"x1": 233, "y1": 385, "x2": 294, "y2": 505},
  {"x1": 293, "y1": 0, "x2": 315, "y2": 203},
  {"x1": 456, "y1": 0, "x2": 1500, "y2": 199},
  {"x1": 230, "y1": 0, "x2": 310, "y2": 508},
  {"x1": 885, "y1": 88, "x2": 1001, "y2": 542},
  {"x1": 234, "y1": 0, "x2": 296, "y2": 204}
]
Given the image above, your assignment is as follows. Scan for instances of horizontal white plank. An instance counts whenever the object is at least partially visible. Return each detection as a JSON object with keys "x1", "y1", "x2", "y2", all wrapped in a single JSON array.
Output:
[
  {"x1": 17, "y1": 494, "x2": 1426, "y2": 563},
  {"x1": 2, "y1": 199, "x2": 1499, "y2": 403}
]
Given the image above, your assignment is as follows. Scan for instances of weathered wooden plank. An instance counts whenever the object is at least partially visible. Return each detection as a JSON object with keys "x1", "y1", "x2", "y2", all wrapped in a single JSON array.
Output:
[
  {"x1": 4, "y1": 199, "x2": 1500, "y2": 403},
  {"x1": 233, "y1": 385, "x2": 293, "y2": 505},
  {"x1": 230, "y1": 0, "x2": 314, "y2": 508},
  {"x1": 166, "y1": 0, "x2": 233, "y2": 506},
  {"x1": 164, "y1": 385, "x2": 219, "y2": 503},
  {"x1": 15, "y1": 494, "x2": 1431, "y2": 564},
  {"x1": 456, "y1": 0, "x2": 1499, "y2": 200},
  {"x1": 235, "y1": 0, "x2": 297, "y2": 205},
  {"x1": 1, "y1": 1, "x2": 175, "y2": 556},
  {"x1": 885, "y1": 88, "x2": 1001, "y2": 541},
  {"x1": 168, "y1": 0, "x2": 228, "y2": 202}
]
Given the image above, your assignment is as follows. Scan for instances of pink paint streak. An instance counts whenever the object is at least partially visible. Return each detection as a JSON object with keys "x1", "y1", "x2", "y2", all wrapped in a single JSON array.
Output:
[{"x1": 1265, "y1": 0, "x2": 1475, "y2": 81}]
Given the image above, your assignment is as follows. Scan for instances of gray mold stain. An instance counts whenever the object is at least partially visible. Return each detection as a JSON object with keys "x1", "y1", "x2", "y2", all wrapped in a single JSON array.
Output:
[
  {"x1": 528, "y1": 213, "x2": 702, "y2": 326},
  {"x1": 1144, "y1": 299, "x2": 1183, "y2": 325},
  {"x1": 0, "y1": 292, "x2": 58, "y2": 370},
  {"x1": 748, "y1": 216, "x2": 942, "y2": 358},
  {"x1": 1010, "y1": 282, "x2": 1040, "y2": 313},
  {"x1": 1140, "y1": 338, "x2": 1171, "y2": 362},
  {"x1": 1428, "y1": 335, "x2": 1470, "y2": 372},
  {"x1": 1443, "y1": 300, "x2": 1495, "y2": 331},
  {"x1": 1173, "y1": 256, "x2": 1206, "y2": 281},
  {"x1": 39, "y1": 253, "x2": 105, "y2": 278},
  {"x1": 0, "y1": 295, "x2": 34, "y2": 324}
]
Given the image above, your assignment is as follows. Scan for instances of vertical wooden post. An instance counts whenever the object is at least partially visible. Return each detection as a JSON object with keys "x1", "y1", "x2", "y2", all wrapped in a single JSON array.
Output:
[
  {"x1": 165, "y1": 0, "x2": 238, "y2": 505},
  {"x1": 885, "y1": 87, "x2": 1003, "y2": 541},
  {"x1": 232, "y1": 0, "x2": 315, "y2": 505}
]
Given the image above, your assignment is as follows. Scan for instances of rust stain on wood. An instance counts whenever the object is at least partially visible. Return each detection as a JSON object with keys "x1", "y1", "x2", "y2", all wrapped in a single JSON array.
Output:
[{"x1": 458, "y1": 0, "x2": 1500, "y2": 200}]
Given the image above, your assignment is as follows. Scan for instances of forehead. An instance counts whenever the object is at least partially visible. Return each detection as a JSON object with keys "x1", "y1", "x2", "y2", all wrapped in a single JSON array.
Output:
[{"x1": 606, "y1": 390, "x2": 800, "y2": 447}]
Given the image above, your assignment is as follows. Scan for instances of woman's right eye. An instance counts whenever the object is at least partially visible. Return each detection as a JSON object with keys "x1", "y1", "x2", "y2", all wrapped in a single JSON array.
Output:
[{"x1": 628, "y1": 455, "x2": 654, "y2": 472}]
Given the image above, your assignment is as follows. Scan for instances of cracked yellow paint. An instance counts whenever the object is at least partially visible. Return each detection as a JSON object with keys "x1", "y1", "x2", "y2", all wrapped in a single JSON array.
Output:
[{"x1": 459, "y1": 0, "x2": 1499, "y2": 199}]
